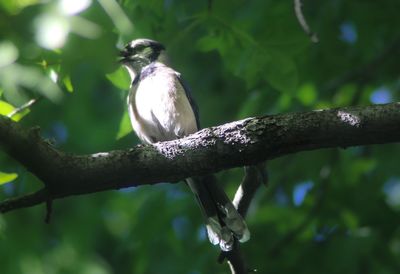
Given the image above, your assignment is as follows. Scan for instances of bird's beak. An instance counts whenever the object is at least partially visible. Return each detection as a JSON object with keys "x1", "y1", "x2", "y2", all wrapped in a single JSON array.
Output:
[{"x1": 118, "y1": 47, "x2": 130, "y2": 64}]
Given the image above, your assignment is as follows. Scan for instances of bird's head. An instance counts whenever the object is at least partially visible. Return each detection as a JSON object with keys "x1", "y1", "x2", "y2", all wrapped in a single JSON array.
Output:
[{"x1": 119, "y1": 38, "x2": 166, "y2": 77}]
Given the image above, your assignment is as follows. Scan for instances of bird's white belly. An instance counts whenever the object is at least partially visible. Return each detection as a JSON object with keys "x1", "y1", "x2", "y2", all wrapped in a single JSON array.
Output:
[{"x1": 128, "y1": 69, "x2": 198, "y2": 143}]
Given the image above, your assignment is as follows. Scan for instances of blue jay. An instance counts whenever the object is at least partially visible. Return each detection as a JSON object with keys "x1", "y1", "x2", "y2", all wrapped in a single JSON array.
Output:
[{"x1": 119, "y1": 38, "x2": 250, "y2": 251}]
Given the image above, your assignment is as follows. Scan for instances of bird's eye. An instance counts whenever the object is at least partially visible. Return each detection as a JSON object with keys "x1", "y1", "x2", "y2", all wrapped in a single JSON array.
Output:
[
  {"x1": 133, "y1": 45, "x2": 146, "y2": 53},
  {"x1": 125, "y1": 44, "x2": 145, "y2": 54}
]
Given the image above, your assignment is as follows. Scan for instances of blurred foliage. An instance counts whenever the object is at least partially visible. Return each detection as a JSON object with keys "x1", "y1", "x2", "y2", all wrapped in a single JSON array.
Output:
[
  {"x1": 0, "y1": 171, "x2": 18, "y2": 186},
  {"x1": 1, "y1": 0, "x2": 400, "y2": 273}
]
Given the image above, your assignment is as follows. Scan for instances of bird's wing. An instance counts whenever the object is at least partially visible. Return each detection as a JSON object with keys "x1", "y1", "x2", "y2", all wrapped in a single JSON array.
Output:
[{"x1": 175, "y1": 73, "x2": 201, "y2": 130}]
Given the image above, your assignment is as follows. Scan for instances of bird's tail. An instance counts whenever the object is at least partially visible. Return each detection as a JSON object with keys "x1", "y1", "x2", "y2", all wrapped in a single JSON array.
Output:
[{"x1": 186, "y1": 175, "x2": 250, "y2": 251}]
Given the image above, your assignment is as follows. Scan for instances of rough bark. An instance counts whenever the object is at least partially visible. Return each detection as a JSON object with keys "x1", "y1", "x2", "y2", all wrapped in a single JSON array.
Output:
[{"x1": 0, "y1": 102, "x2": 399, "y2": 213}]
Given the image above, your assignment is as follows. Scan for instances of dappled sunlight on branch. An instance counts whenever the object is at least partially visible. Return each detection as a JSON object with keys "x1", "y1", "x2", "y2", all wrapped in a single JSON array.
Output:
[{"x1": 337, "y1": 110, "x2": 361, "y2": 127}]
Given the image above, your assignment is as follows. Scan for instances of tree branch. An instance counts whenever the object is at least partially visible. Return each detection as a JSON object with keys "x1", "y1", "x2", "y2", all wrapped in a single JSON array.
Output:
[
  {"x1": 0, "y1": 189, "x2": 48, "y2": 213},
  {"x1": 294, "y1": 0, "x2": 319, "y2": 43},
  {"x1": 7, "y1": 97, "x2": 43, "y2": 118},
  {"x1": 1, "y1": 103, "x2": 400, "y2": 213},
  {"x1": 233, "y1": 164, "x2": 267, "y2": 217}
]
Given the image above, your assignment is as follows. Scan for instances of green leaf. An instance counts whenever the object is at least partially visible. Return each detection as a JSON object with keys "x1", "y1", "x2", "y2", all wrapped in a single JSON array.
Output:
[
  {"x1": 0, "y1": 100, "x2": 30, "y2": 121},
  {"x1": 297, "y1": 83, "x2": 317, "y2": 106},
  {"x1": 196, "y1": 35, "x2": 224, "y2": 53},
  {"x1": 116, "y1": 111, "x2": 132, "y2": 139},
  {"x1": 106, "y1": 67, "x2": 131, "y2": 90},
  {"x1": 0, "y1": 64, "x2": 63, "y2": 103},
  {"x1": 334, "y1": 84, "x2": 357, "y2": 106},
  {"x1": 341, "y1": 210, "x2": 359, "y2": 230},
  {"x1": 0, "y1": 100, "x2": 14, "y2": 115},
  {"x1": 63, "y1": 75, "x2": 74, "y2": 93},
  {"x1": 0, "y1": 41, "x2": 18, "y2": 67},
  {"x1": 0, "y1": 171, "x2": 18, "y2": 186},
  {"x1": 348, "y1": 159, "x2": 377, "y2": 185},
  {"x1": 0, "y1": 0, "x2": 39, "y2": 14},
  {"x1": 263, "y1": 49, "x2": 298, "y2": 94},
  {"x1": 277, "y1": 93, "x2": 293, "y2": 111},
  {"x1": 237, "y1": 47, "x2": 299, "y2": 92}
]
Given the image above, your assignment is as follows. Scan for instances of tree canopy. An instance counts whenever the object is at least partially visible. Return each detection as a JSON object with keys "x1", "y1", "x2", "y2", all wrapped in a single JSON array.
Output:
[{"x1": 1, "y1": 0, "x2": 400, "y2": 273}]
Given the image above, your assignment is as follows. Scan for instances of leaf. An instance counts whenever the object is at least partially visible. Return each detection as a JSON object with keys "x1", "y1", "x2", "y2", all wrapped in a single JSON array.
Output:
[
  {"x1": 0, "y1": 0, "x2": 39, "y2": 14},
  {"x1": 235, "y1": 47, "x2": 298, "y2": 92},
  {"x1": 0, "y1": 64, "x2": 63, "y2": 103},
  {"x1": 0, "y1": 171, "x2": 18, "y2": 186},
  {"x1": 196, "y1": 35, "x2": 224, "y2": 52},
  {"x1": 0, "y1": 41, "x2": 18, "y2": 67},
  {"x1": 106, "y1": 67, "x2": 131, "y2": 90},
  {"x1": 0, "y1": 100, "x2": 30, "y2": 121},
  {"x1": 341, "y1": 210, "x2": 359, "y2": 229},
  {"x1": 297, "y1": 83, "x2": 317, "y2": 106},
  {"x1": 334, "y1": 84, "x2": 357, "y2": 106},
  {"x1": 63, "y1": 75, "x2": 74, "y2": 92},
  {"x1": 0, "y1": 100, "x2": 14, "y2": 115},
  {"x1": 348, "y1": 158, "x2": 377, "y2": 185},
  {"x1": 277, "y1": 93, "x2": 293, "y2": 111},
  {"x1": 263, "y1": 49, "x2": 298, "y2": 94},
  {"x1": 116, "y1": 111, "x2": 132, "y2": 139}
]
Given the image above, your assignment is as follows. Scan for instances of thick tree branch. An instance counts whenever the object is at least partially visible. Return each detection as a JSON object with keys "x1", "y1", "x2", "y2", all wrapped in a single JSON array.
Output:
[{"x1": 1, "y1": 103, "x2": 400, "y2": 213}]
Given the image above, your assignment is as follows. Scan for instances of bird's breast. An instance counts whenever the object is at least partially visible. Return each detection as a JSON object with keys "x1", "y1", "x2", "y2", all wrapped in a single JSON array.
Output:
[{"x1": 128, "y1": 66, "x2": 197, "y2": 143}]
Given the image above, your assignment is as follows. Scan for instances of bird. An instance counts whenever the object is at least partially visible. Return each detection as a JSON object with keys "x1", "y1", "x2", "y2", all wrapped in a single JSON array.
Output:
[{"x1": 119, "y1": 38, "x2": 250, "y2": 251}]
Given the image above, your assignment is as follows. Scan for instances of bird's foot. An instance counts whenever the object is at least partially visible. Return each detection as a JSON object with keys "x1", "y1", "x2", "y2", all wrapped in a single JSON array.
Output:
[{"x1": 219, "y1": 202, "x2": 250, "y2": 243}]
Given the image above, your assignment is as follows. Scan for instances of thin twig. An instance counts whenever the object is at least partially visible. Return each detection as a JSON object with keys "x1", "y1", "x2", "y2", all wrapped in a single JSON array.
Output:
[
  {"x1": 225, "y1": 241, "x2": 248, "y2": 274},
  {"x1": 0, "y1": 188, "x2": 47, "y2": 213},
  {"x1": 7, "y1": 97, "x2": 42, "y2": 118},
  {"x1": 234, "y1": 164, "x2": 267, "y2": 216},
  {"x1": 294, "y1": 0, "x2": 319, "y2": 43}
]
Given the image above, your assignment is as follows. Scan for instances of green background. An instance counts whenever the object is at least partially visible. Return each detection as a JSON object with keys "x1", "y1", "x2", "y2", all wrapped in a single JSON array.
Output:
[{"x1": 1, "y1": 0, "x2": 400, "y2": 273}]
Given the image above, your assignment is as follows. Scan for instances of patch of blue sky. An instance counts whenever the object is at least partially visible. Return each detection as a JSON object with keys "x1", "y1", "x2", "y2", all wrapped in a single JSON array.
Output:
[{"x1": 293, "y1": 181, "x2": 314, "y2": 207}]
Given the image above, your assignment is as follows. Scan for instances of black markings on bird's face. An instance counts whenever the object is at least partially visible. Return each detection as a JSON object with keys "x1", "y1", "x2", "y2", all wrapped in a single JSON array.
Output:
[{"x1": 120, "y1": 39, "x2": 165, "y2": 64}]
